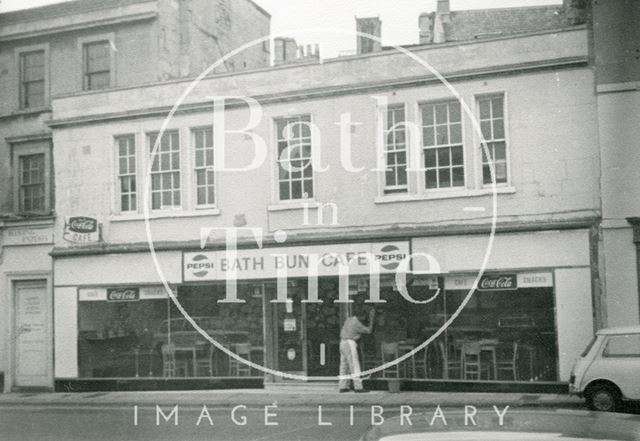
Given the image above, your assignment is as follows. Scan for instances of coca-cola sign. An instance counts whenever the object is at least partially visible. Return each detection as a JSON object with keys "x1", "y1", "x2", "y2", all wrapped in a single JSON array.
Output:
[
  {"x1": 68, "y1": 217, "x2": 97, "y2": 233},
  {"x1": 478, "y1": 274, "x2": 517, "y2": 291},
  {"x1": 107, "y1": 287, "x2": 140, "y2": 302}
]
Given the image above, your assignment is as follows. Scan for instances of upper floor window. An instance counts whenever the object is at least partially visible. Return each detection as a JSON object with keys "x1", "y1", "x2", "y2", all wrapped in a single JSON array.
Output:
[
  {"x1": 83, "y1": 40, "x2": 111, "y2": 91},
  {"x1": 193, "y1": 127, "x2": 215, "y2": 207},
  {"x1": 19, "y1": 50, "x2": 45, "y2": 109},
  {"x1": 12, "y1": 140, "x2": 52, "y2": 215},
  {"x1": 421, "y1": 101, "x2": 464, "y2": 189},
  {"x1": 383, "y1": 105, "x2": 408, "y2": 193},
  {"x1": 276, "y1": 115, "x2": 313, "y2": 201},
  {"x1": 116, "y1": 135, "x2": 137, "y2": 213},
  {"x1": 148, "y1": 131, "x2": 181, "y2": 210},
  {"x1": 478, "y1": 95, "x2": 508, "y2": 185},
  {"x1": 19, "y1": 154, "x2": 46, "y2": 212}
]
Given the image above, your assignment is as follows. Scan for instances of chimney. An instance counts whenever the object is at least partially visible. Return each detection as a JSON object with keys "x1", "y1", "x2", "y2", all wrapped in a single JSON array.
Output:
[
  {"x1": 356, "y1": 17, "x2": 382, "y2": 54},
  {"x1": 274, "y1": 37, "x2": 298, "y2": 65},
  {"x1": 433, "y1": 0, "x2": 451, "y2": 44},
  {"x1": 563, "y1": 0, "x2": 588, "y2": 25},
  {"x1": 419, "y1": 12, "x2": 434, "y2": 44}
]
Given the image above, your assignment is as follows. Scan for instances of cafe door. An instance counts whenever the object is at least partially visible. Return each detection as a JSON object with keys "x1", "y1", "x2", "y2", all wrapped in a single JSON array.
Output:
[
  {"x1": 266, "y1": 283, "x2": 307, "y2": 379},
  {"x1": 266, "y1": 277, "x2": 349, "y2": 381},
  {"x1": 13, "y1": 281, "x2": 50, "y2": 389}
]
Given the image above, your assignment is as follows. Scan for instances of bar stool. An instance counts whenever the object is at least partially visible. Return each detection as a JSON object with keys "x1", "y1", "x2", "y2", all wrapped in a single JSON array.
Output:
[{"x1": 161, "y1": 343, "x2": 176, "y2": 377}]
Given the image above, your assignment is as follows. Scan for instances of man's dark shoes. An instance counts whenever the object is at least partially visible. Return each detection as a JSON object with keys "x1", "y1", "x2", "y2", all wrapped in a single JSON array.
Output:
[
  {"x1": 339, "y1": 388, "x2": 351, "y2": 393},
  {"x1": 354, "y1": 389, "x2": 370, "y2": 393}
]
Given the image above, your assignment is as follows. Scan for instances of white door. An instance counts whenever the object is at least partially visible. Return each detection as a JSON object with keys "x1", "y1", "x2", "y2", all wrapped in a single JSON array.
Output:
[{"x1": 14, "y1": 281, "x2": 49, "y2": 388}]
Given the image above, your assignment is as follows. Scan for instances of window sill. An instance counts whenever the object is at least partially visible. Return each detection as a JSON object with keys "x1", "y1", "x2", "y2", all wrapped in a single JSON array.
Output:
[
  {"x1": 110, "y1": 208, "x2": 221, "y2": 222},
  {"x1": 267, "y1": 200, "x2": 317, "y2": 212},
  {"x1": 374, "y1": 186, "x2": 516, "y2": 204}
]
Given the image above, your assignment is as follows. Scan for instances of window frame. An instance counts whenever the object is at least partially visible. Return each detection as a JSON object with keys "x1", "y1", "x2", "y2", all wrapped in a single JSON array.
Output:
[
  {"x1": 602, "y1": 334, "x2": 640, "y2": 358},
  {"x1": 273, "y1": 113, "x2": 316, "y2": 203},
  {"x1": 382, "y1": 103, "x2": 409, "y2": 194},
  {"x1": 11, "y1": 139, "x2": 52, "y2": 215},
  {"x1": 78, "y1": 34, "x2": 115, "y2": 91},
  {"x1": 15, "y1": 44, "x2": 49, "y2": 110},
  {"x1": 191, "y1": 126, "x2": 217, "y2": 209},
  {"x1": 475, "y1": 92, "x2": 510, "y2": 188},
  {"x1": 114, "y1": 134, "x2": 138, "y2": 214},
  {"x1": 147, "y1": 130, "x2": 182, "y2": 211},
  {"x1": 418, "y1": 99, "x2": 466, "y2": 192}
]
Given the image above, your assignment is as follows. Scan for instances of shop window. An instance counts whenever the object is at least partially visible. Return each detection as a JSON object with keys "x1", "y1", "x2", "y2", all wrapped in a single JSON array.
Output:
[
  {"x1": 478, "y1": 94, "x2": 508, "y2": 185},
  {"x1": 19, "y1": 50, "x2": 46, "y2": 109},
  {"x1": 193, "y1": 127, "x2": 215, "y2": 207},
  {"x1": 77, "y1": 284, "x2": 264, "y2": 379},
  {"x1": 421, "y1": 101, "x2": 464, "y2": 189},
  {"x1": 348, "y1": 274, "x2": 558, "y2": 383},
  {"x1": 115, "y1": 135, "x2": 137, "y2": 212},
  {"x1": 383, "y1": 105, "x2": 408, "y2": 193},
  {"x1": 275, "y1": 115, "x2": 313, "y2": 201},
  {"x1": 148, "y1": 131, "x2": 181, "y2": 210},
  {"x1": 83, "y1": 40, "x2": 111, "y2": 90}
]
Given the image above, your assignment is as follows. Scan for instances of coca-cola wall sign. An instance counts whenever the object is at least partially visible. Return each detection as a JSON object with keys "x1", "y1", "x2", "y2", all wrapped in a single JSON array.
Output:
[
  {"x1": 63, "y1": 216, "x2": 100, "y2": 243},
  {"x1": 106, "y1": 287, "x2": 140, "y2": 302},
  {"x1": 478, "y1": 274, "x2": 518, "y2": 291}
]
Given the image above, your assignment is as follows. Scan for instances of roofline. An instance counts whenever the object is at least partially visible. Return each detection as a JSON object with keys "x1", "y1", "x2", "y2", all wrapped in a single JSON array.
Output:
[
  {"x1": 0, "y1": 0, "x2": 155, "y2": 23},
  {"x1": 245, "y1": 0, "x2": 271, "y2": 18},
  {"x1": 48, "y1": 25, "x2": 587, "y2": 103}
]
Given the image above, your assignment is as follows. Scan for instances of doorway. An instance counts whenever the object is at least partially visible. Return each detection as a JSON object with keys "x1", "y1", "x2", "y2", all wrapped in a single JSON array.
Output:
[
  {"x1": 266, "y1": 277, "x2": 348, "y2": 381},
  {"x1": 13, "y1": 280, "x2": 50, "y2": 389}
]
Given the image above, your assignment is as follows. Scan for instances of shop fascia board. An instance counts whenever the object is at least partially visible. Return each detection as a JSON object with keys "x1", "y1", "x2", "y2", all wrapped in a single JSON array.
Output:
[{"x1": 49, "y1": 214, "x2": 600, "y2": 258}]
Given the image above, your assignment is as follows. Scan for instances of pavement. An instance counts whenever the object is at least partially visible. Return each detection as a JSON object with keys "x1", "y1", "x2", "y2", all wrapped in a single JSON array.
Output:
[{"x1": 0, "y1": 388, "x2": 584, "y2": 409}]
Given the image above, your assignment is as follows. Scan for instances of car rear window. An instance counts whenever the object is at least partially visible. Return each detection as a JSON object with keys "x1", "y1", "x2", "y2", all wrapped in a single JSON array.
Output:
[{"x1": 603, "y1": 334, "x2": 640, "y2": 357}]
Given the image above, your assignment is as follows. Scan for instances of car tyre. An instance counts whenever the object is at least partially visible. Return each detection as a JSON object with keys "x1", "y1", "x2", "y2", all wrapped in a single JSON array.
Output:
[{"x1": 585, "y1": 384, "x2": 621, "y2": 412}]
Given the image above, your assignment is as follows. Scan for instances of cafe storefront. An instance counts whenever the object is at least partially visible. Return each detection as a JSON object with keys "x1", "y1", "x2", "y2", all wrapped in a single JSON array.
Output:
[{"x1": 52, "y1": 228, "x2": 594, "y2": 391}]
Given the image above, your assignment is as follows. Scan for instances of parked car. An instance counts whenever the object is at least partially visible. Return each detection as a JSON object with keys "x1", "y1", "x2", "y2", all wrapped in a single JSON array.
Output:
[{"x1": 569, "y1": 325, "x2": 640, "y2": 412}]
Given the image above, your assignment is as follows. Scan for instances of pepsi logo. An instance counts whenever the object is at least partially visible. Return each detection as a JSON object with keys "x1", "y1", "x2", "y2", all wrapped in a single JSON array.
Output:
[
  {"x1": 376, "y1": 244, "x2": 407, "y2": 270},
  {"x1": 187, "y1": 254, "x2": 214, "y2": 277}
]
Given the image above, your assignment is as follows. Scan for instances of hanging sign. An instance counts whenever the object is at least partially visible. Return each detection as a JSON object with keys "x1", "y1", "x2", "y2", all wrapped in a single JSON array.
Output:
[{"x1": 63, "y1": 216, "x2": 99, "y2": 243}]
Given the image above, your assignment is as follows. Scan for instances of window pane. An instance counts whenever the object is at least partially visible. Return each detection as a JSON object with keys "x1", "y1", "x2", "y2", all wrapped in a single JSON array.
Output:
[
  {"x1": 435, "y1": 104, "x2": 447, "y2": 124},
  {"x1": 450, "y1": 123, "x2": 462, "y2": 144},
  {"x1": 423, "y1": 127, "x2": 435, "y2": 147},
  {"x1": 437, "y1": 148, "x2": 450, "y2": 167},
  {"x1": 436, "y1": 125, "x2": 448, "y2": 145},
  {"x1": 449, "y1": 103, "x2": 461, "y2": 122},
  {"x1": 439, "y1": 168, "x2": 451, "y2": 188},
  {"x1": 452, "y1": 166, "x2": 465, "y2": 187},
  {"x1": 480, "y1": 121, "x2": 492, "y2": 139},
  {"x1": 424, "y1": 149, "x2": 436, "y2": 168},
  {"x1": 492, "y1": 97, "x2": 504, "y2": 118},
  {"x1": 426, "y1": 169, "x2": 437, "y2": 189},
  {"x1": 479, "y1": 100, "x2": 491, "y2": 119},
  {"x1": 493, "y1": 118, "x2": 505, "y2": 139},
  {"x1": 451, "y1": 146, "x2": 464, "y2": 166}
]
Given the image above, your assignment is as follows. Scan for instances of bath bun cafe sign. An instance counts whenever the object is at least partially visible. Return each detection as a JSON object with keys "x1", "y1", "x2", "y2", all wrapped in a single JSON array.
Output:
[{"x1": 183, "y1": 242, "x2": 410, "y2": 281}]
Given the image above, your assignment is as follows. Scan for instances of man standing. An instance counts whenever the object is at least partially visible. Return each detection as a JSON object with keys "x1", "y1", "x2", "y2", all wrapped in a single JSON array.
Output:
[{"x1": 338, "y1": 306, "x2": 375, "y2": 392}]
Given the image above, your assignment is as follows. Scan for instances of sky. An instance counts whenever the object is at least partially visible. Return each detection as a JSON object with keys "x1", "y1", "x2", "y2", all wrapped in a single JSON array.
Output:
[{"x1": 1, "y1": 0, "x2": 562, "y2": 58}]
